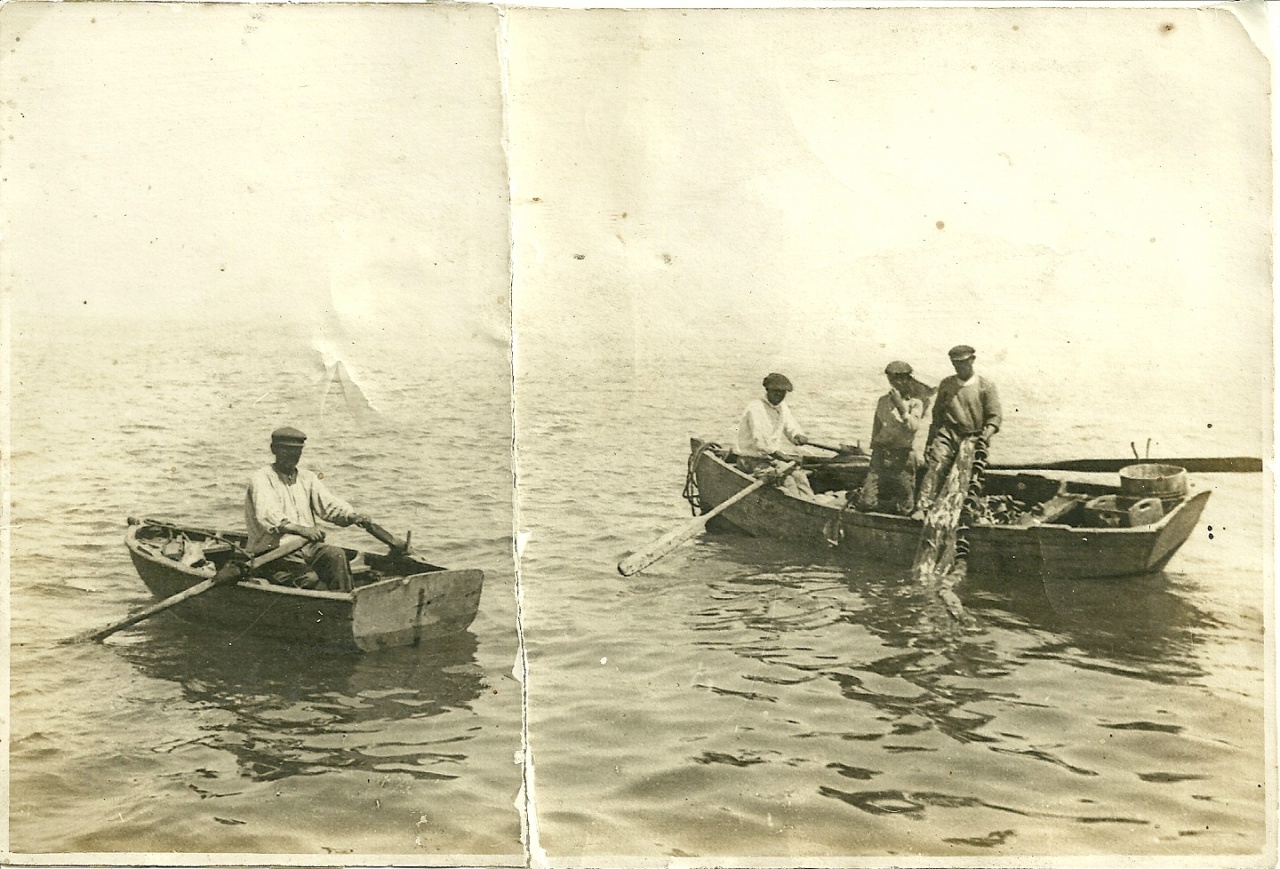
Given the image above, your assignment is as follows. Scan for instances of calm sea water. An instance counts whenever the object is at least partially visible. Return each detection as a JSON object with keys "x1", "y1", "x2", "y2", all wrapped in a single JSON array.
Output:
[
  {"x1": 517, "y1": 349, "x2": 1270, "y2": 862},
  {"x1": 8, "y1": 317, "x2": 522, "y2": 856},
  {"x1": 10, "y1": 320, "x2": 1271, "y2": 863}
]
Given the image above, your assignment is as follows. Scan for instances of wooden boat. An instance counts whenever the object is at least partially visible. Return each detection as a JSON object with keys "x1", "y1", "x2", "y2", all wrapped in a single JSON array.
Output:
[
  {"x1": 686, "y1": 439, "x2": 1210, "y2": 580},
  {"x1": 125, "y1": 519, "x2": 483, "y2": 651}
]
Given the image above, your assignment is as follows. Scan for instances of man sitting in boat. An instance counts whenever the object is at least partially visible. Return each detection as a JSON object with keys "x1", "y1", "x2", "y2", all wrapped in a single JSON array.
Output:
[
  {"x1": 914, "y1": 345, "x2": 1002, "y2": 519},
  {"x1": 854, "y1": 360, "x2": 934, "y2": 515},
  {"x1": 245, "y1": 426, "x2": 370, "y2": 592},
  {"x1": 734, "y1": 372, "x2": 816, "y2": 498}
]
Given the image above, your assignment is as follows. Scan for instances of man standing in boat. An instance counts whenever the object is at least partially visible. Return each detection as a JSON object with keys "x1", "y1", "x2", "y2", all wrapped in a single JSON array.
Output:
[
  {"x1": 855, "y1": 361, "x2": 934, "y2": 515},
  {"x1": 914, "y1": 345, "x2": 1002, "y2": 519},
  {"x1": 245, "y1": 426, "x2": 370, "y2": 592},
  {"x1": 734, "y1": 372, "x2": 816, "y2": 498}
]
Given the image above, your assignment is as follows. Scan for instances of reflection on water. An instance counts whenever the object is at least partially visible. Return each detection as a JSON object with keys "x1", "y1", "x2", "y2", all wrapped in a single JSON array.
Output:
[
  {"x1": 965, "y1": 571, "x2": 1213, "y2": 683},
  {"x1": 118, "y1": 622, "x2": 486, "y2": 785},
  {"x1": 683, "y1": 531, "x2": 1228, "y2": 832},
  {"x1": 699, "y1": 530, "x2": 1215, "y2": 683},
  {"x1": 518, "y1": 358, "x2": 1264, "y2": 858}
]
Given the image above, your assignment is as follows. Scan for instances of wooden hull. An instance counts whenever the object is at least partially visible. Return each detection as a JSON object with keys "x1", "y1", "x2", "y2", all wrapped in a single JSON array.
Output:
[
  {"x1": 691, "y1": 444, "x2": 1209, "y2": 580},
  {"x1": 126, "y1": 523, "x2": 483, "y2": 651}
]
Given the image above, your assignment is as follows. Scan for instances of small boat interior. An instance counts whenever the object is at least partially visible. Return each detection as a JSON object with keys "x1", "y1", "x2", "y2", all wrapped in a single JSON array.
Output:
[
  {"x1": 717, "y1": 447, "x2": 1188, "y2": 530},
  {"x1": 130, "y1": 520, "x2": 442, "y2": 587}
]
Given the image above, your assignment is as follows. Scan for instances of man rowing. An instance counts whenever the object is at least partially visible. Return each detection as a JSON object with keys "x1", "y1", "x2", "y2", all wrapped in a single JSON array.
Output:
[
  {"x1": 855, "y1": 361, "x2": 934, "y2": 515},
  {"x1": 734, "y1": 372, "x2": 816, "y2": 498},
  {"x1": 245, "y1": 426, "x2": 370, "y2": 591},
  {"x1": 914, "y1": 345, "x2": 1001, "y2": 519}
]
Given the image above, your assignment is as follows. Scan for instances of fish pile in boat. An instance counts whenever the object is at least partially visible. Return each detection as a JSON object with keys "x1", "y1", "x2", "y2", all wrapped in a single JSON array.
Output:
[
  {"x1": 967, "y1": 494, "x2": 1030, "y2": 526},
  {"x1": 805, "y1": 489, "x2": 1031, "y2": 527}
]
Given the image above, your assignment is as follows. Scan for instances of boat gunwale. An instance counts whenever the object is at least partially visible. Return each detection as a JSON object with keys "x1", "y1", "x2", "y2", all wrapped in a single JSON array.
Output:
[
  {"x1": 126, "y1": 522, "x2": 450, "y2": 605},
  {"x1": 233, "y1": 578, "x2": 353, "y2": 602},
  {"x1": 694, "y1": 441, "x2": 1209, "y2": 537}
]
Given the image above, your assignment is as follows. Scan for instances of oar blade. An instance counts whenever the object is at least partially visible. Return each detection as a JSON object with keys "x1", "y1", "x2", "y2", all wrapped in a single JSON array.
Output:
[
  {"x1": 617, "y1": 460, "x2": 799, "y2": 576},
  {"x1": 617, "y1": 520, "x2": 708, "y2": 576}
]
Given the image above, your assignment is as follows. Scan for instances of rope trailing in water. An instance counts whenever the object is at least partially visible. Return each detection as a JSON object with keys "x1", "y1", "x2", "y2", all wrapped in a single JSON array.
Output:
[{"x1": 682, "y1": 441, "x2": 722, "y2": 516}]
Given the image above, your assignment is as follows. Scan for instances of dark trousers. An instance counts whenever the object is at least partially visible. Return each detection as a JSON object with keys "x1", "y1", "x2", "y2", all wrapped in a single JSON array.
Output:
[
  {"x1": 272, "y1": 542, "x2": 354, "y2": 592},
  {"x1": 855, "y1": 447, "x2": 918, "y2": 515}
]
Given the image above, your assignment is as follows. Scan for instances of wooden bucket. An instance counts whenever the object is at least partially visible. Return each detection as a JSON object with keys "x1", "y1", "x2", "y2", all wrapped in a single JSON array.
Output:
[{"x1": 1119, "y1": 463, "x2": 1188, "y2": 499}]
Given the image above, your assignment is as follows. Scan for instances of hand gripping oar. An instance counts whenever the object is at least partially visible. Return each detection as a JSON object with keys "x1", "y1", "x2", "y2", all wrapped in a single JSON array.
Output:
[
  {"x1": 618, "y1": 461, "x2": 799, "y2": 576},
  {"x1": 61, "y1": 536, "x2": 308, "y2": 645}
]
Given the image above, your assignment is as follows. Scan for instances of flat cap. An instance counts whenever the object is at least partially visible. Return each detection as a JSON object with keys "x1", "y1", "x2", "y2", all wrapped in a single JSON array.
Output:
[
  {"x1": 762, "y1": 372, "x2": 794, "y2": 392},
  {"x1": 270, "y1": 426, "x2": 308, "y2": 446},
  {"x1": 948, "y1": 345, "x2": 976, "y2": 361},
  {"x1": 884, "y1": 360, "x2": 913, "y2": 376}
]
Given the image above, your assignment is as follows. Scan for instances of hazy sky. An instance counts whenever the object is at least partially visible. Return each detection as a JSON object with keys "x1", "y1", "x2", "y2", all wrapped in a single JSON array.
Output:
[
  {"x1": 2, "y1": 2, "x2": 510, "y2": 352},
  {"x1": 509, "y1": 6, "x2": 1271, "y2": 393},
  {"x1": 2, "y1": 2, "x2": 1272, "y2": 445}
]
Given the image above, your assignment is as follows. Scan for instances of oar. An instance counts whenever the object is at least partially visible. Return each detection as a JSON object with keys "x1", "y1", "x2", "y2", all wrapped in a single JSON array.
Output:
[
  {"x1": 989, "y1": 456, "x2": 1262, "y2": 474},
  {"x1": 618, "y1": 461, "x2": 800, "y2": 576},
  {"x1": 806, "y1": 440, "x2": 867, "y2": 457},
  {"x1": 358, "y1": 519, "x2": 412, "y2": 555},
  {"x1": 61, "y1": 536, "x2": 308, "y2": 645}
]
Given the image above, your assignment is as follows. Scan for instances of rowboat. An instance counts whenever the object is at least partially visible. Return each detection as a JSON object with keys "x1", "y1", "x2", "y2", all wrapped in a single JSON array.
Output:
[
  {"x1": 686, "y1": 440, "x2": 1210, "y2": 580},
  {"x1": 125, "y1": 519, "x2": 484, "y2": 651}
]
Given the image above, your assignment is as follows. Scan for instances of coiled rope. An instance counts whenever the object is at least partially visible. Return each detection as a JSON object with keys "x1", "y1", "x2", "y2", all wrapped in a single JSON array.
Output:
[{"x1": 682, "y1": 441, "x2": 722, "y2": 516}]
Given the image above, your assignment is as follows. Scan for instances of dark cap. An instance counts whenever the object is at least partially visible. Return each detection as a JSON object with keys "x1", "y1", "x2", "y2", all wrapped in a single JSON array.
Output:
[
  {"x1": 762, "y1": 372, "x2": 794, "y2": 392},
  {"x1": 948, "y1": 345, "x2": 976, "y2": 361},
  {"x1": 270, "y1": 426, "x2": 307, "y2": 446},
  {"x1": 884, "y1": 360, "x2": 913, "y2": 376}
]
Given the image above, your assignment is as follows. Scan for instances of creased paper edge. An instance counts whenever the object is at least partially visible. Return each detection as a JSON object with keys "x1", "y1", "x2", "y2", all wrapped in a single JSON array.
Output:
[{"x1": 500, "y1": 5, "x2": 545, "y2": 869}]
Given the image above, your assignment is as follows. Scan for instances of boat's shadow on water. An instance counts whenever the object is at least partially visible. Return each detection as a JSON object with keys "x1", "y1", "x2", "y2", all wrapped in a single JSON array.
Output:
[
  {"x1": 696, "y1": 529, "x2": 1214, "y2": 679},
  {"x1": 686, "y1": 533, "x2": 1223, "y2": 835},
  {"x1": 963, "y1": 569, "x2": 1216, "y2": 680},
  {"x1": 117, "y1": 622, "x2": 487, "y2": 783}
]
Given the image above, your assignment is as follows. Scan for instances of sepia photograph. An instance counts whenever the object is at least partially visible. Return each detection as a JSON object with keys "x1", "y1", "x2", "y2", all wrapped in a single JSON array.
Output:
[
  {"x1": 509, "y1": 3, "x2": 1274, "y2": 864},
  {"x1": 3, "y1": 1, "x2": 521, "y2": 859},
  {"x1": 1, "y1": 0, "x2": 1276, "y2": 867}
]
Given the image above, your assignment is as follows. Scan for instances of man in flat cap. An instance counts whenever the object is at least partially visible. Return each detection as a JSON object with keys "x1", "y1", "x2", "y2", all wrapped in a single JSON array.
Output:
[
  {"x1": 855, "y1": 361, "x2": 935, "y2": 515},
  {"x1": 245, "y1": 426, "x2": 370, "y2": 591},
  {"x1": 734, "y1": 372, "x2": 816, "y2": 497},
  {"x1": 914, "y1": 345, "x2": 1002, "y2": 518}
]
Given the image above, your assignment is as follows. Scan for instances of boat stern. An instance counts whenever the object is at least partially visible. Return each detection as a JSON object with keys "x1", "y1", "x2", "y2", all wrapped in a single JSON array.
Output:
[{"x1": 351, "y1": 568, "x2": 484, "y2": 651}]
